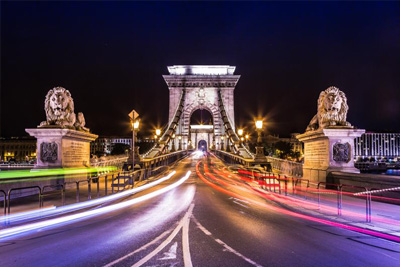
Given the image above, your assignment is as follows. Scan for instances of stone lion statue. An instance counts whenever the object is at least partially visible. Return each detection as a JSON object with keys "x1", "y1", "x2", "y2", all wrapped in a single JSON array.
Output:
[
  {"x1": 39, "y1": 87, "x2": 89, "y2": 131},
  {"x1": 306, "y1": 86, "x2": 352, "y2": 131}
]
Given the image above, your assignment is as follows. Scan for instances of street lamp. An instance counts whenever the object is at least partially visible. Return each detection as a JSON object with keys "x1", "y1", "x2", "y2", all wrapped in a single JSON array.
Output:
[
  {"x1": 178, "y1": 136, "x2": 182, "y2": 150},
  {"x1": 128, "y1": 109, "x2": 139, "y2": 169},
  {"x1": 171, "y1": 133, "x2": 176, "y2": 152},
  {"x1": 226, "y1": 134, "x2": 231, "y2": 152},
  {"x1": 156, "y1": 129, "x2": 161, "y2": 136},
  {"x1": 256, "y1": 120, "x2": 263, "y2": 144},
  {"x1": 255, "y1": 120, "x2": 264, "y2": 159},
  {"x1": 221, "y1": 136, "x2": 224, "y2": 151},
  {"x1": 238, "y1": 129, "x2": 244, "y2": 147}
]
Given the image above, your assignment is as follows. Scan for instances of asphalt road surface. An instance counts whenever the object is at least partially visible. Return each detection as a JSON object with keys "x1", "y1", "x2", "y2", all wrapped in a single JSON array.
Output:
[{"x1": 1, "y1": 153, "x2": 399, "y2": 267}]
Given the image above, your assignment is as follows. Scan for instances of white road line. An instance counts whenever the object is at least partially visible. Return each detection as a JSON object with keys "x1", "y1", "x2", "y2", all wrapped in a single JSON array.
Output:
[
  {"x1": 131, "y1": 204, "x2": 195, "y2": 267},
  {"x1": 234, "y1": 198, "x2": 250, "y2": 204},
  {"x1": 193, "y1": 217, "x2": 264, "y2": 267},
  {"x1": 182, "y1": 205, "x2": 193, "y2": 267},
  {"x1": 233, "y1": 200, "x2": 249, "y2": 209},
  {"x1": 158, "y1": 242, "x2": 178, "y2": 260},
  {"x1": 103, "y1": 228, "x2": 173, "y2": 267}
]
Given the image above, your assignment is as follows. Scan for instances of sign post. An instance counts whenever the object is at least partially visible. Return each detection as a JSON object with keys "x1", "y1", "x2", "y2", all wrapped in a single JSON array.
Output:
[{"x1": 129, "y1": 110, "x2": 139, "y2": 169}]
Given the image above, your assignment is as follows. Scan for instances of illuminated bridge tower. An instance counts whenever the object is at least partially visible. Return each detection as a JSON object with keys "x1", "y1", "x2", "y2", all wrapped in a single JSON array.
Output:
[{"x1": 163, "y1": 65, "x2": 239, "y2": 151}]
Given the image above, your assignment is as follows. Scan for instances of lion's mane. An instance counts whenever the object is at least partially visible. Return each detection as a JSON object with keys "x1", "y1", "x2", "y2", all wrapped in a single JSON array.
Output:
[
  {"x1": 40, "y1": 87, "x2": 76, "y2": 127},
  {"x1": 306, "y1": 86, "x2": 351, "y2": 131}
]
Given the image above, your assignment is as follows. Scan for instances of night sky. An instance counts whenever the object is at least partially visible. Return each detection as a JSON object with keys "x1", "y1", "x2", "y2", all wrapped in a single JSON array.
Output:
[{"x1": 1, "y1": 2, "x2": 399, "y2": 138}]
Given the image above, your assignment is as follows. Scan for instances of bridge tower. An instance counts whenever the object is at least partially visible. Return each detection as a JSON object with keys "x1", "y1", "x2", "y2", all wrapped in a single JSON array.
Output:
[{"x1": 163, "y1": 65, "x2": 239, "y2": 151}]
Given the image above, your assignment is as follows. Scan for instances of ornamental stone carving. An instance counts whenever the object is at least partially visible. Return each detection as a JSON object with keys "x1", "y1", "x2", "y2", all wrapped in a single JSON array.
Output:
[
  {"x1": 306, "y1": 86, "x2": 352, "y2": 132},
  {"x1": 333, "y1": 142, "x2": 351, "y2": 163},
  {"x1": 39, "y1": 87, "x2": 89, "y2": 132},
  {"x1": 40, "y1": 142, "x2": 58, "y2": 162}
]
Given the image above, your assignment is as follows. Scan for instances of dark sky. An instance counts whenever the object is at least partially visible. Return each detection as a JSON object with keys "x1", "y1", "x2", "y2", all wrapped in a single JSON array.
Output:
[{"x1": 1, "y1": 2, "x2": 399, "y2": 138}]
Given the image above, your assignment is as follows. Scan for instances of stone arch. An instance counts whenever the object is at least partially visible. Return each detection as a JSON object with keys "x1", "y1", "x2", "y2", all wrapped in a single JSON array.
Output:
[{"x1": 182, "y1": 102, "x2": 222, "y2": 136}]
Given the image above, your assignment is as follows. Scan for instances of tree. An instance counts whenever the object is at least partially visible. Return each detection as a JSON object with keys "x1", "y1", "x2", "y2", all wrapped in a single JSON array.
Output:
[
  {"x1": 111, "y1": 143, "x2": 130, "y2": 155},
  {"x1": 274, "y1": 141, "x2": 293, "y2": 159}
]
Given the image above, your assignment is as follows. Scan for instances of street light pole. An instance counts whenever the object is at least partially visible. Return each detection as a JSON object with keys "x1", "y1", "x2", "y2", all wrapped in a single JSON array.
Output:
[
  {"x1": 255, "y1": 120, "x2": 264, "y2": 159},
  {"x1": 129, "y1": 110, "x2": 139, "y2": 169}
]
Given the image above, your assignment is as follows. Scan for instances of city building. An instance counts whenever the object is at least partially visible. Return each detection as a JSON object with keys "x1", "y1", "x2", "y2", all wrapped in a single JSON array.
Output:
[
  {"x1": 354, "y1": 132, "x2": 400, "y2": 160},
  {"x1": 0, "y1": 137, "x2": 37, "y2": 162},
  {"x1": 90, "y1": 136, "x2": 132, "y2": 156}
]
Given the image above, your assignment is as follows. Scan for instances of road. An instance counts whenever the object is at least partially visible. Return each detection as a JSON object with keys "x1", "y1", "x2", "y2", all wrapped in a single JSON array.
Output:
[{"x1": 0, "y1": 153, "x2": 399, "y2": 267}]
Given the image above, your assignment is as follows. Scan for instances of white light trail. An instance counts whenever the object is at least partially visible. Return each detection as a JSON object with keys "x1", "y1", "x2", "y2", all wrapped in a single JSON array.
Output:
[
  {"x1": 0, "y1": 171, "x2": 191, "y2": 240},
  {"x1": 1, "y1": 171, "x2": 176, "y2": 225}
]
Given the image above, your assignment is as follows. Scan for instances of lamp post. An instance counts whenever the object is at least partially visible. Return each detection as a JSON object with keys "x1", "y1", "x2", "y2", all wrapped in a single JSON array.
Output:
[
  {"x1": 132, "y1": 119, "x2": 140, "y2": 167},
  {"x1": 221, "y1": 136, "x2": 224, "y2": 151},
  {"x1": 128, "y1": 110, "x2": 139, "y2": 169},
  {"x1": 178, "y1": 136, "x2": 182, "y2": 150},
  {"x1": 255, "y1": 120, "x2": 264, "y2": 159},
  {"x1": 226, "y1": 135, "x2": 231, "y2": 152},
  {"x1": 155, "y1": 129, "x2": 161, "y2": 147},
  {"x1": 171, "y1": 134, "x2": 176, "y2": 152},
  {"x1": 238, "y1": 128, "x2": 244, "y2": 147},
  {"x1": 245, "y1": 134, "x2": 249, "y2": 147}
]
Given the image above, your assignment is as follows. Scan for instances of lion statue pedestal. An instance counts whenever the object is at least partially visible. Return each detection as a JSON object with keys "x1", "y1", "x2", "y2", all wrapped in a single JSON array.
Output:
[
  {"x1": 297, "y1": 128, "x2": 365, "y2": 183},
  {"x1": 26, "y1": 128, "x2": 97, "y2": 168},
  {"x1": 26, "y1": 87, "x2": 98, "y2": 168},
  {"x1": 297, "y1": 86, "x2": 365, "y2": 183}
]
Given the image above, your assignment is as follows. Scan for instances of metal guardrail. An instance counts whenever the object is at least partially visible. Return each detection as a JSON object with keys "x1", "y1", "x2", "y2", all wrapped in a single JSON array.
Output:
[
  {"x1": 0, "y1": 190, "x2": 6, "y2": 215},
  {"x1": 8, "y1": 186, "x2": 42, "y2": 214},
  {"x1": 1, "y1": 160, "x2": 177, "y2": 215},
  {"x1": 317, "y1": 182, "x2": 372, "y2": 222},
  {"x1": 236, "y1": 166, "x2": 375, "y2": 223},
  {"x1": 267, "y1": 156, "x2": 303, "y2": 177}
]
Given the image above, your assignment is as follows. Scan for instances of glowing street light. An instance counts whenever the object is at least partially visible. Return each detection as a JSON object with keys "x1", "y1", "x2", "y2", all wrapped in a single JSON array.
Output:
[
  {"x1": 156, "y1": 129, "x2": 161, "y2": 136},
  {"x1": 133, "y1": 120, "x2": 140, "y2": 130},
  {"x1": 171, "y1": 133, "x2": 176, "y2": 152},
  {"x1": 128, "y1": 109, "x2": 139, "y2": 169},
  {"x1": 255, "y1": 120, "x2": 263, "y2": 144},
  {"x1": 178, "y1": 136, "x2": 182, "y2": 150},
  {"x1": 238, "y1": 129, "x2": 244, "y2": 136},
  {"x1": 255, "y1": 119, "x2": 264, "y2": 159}
]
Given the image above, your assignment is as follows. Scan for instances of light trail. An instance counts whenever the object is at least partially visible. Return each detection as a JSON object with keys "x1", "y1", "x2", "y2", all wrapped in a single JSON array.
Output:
[
  {"x1": 0, "y1": 166, "x2": 117, "y2": 181},
  {"x1": 196, "y1": 161, "x2": 400, "y2": 243},
  {"x1": 1, "y1": 171, "x2": 177, "y2": 225},
  {"x1": 0, "y1": 171, "x2": 191, "y2": 240},
  {"x1": 210, "y1": 159, "x2": 400, "y2": 226}
]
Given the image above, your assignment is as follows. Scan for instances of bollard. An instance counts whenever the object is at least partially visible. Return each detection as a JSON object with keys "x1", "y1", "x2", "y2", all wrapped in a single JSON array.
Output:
[
  {"x1": 284, "y1": 175, "x2": 288, "y2": 196},
  {"x1": 337, "y1": 186, "x2": 342, "y2": 216},
  {"x1": 97, "y1": 176, "x2": 100, "y2": 198},
  {"x1": 76, "y1": 182, "x2": 80, "y2": 203},
  {"x1": 105, "y1": 175, "x2": 108, "y2": 196}
]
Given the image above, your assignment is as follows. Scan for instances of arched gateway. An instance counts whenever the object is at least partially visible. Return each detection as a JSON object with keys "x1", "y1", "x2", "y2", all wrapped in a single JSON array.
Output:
[{"x1": 144, "y1": 65, "x2": 253, "y2": 159}]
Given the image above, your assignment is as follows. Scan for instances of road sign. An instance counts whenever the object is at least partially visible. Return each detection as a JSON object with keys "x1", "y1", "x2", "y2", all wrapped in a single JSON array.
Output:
[{"x1": 129, "y1": 110, "x2": 139, "y2": 120}]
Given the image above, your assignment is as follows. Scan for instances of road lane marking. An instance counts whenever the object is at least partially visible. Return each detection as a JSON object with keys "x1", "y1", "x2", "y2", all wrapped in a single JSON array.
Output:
[
  {"x1": 103, "y1": 228, "x2": 173, "y2": 267},
  {"x1": 192, "y1": 216, "x2": 263, "y2": 267},
  {"x1": 182, "y1": 205, "x2": 193, "y2": 267},
  {"x1": 158, "y1": 242, "x2": 178, "y2": 260},
  {"x1": 131, "y1": 204, "x2": 195, "y2": 267},
  {"x1": 233, "y1": 200, "x2": 249, "y2": 208}
]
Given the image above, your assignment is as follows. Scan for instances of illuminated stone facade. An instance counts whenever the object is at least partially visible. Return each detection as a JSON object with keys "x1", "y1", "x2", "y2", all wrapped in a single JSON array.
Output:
[{"x1": 163, "y1": 65, "x2": 240, "y2": 149}]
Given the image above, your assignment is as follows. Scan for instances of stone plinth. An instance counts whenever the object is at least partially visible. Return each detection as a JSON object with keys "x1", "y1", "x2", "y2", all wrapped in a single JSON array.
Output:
[
  {"x1": 297, "y1": 128, "x2": 365, "y2": 183},
  {"x1": 26, "y1": 128, "x2": 98, "y2": 168}
]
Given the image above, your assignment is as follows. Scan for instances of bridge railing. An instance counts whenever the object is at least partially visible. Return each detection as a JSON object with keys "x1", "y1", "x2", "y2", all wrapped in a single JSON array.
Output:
[
  {"x1": 266, "y1": 156, "x2": 303, "y2": 177},
  {"x1": 212, "y1": 150, "x2": 255, "y2": 167},
  {"x1": 91, "y1": 155, "x2": 128, "y2": 169},
  {"x1": 141, "y1": 150, "x2": 188, "y2": 174}
]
